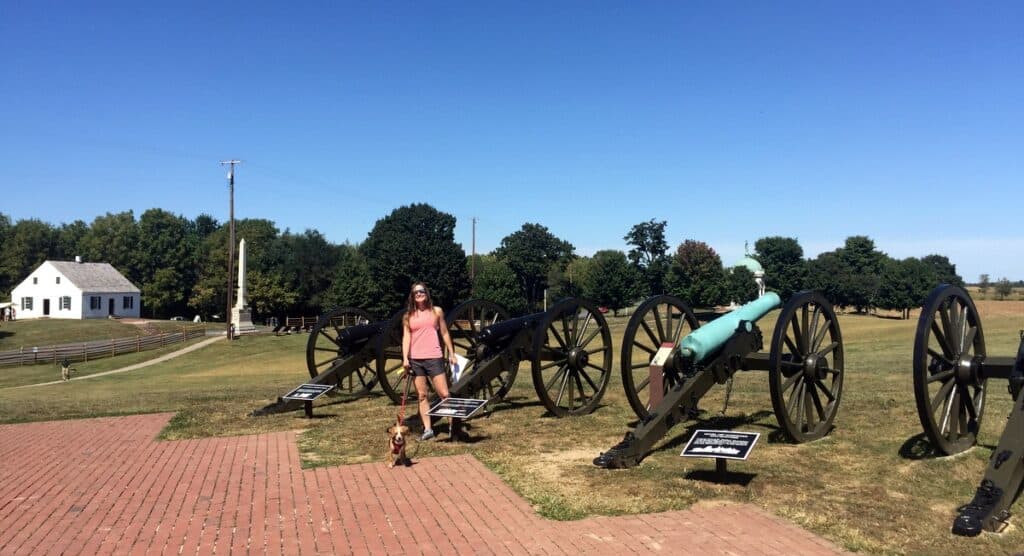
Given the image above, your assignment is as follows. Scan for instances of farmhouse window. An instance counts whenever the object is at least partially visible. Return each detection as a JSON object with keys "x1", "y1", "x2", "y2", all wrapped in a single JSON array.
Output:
[
  {"x1": 90, "y1": 296, "x2": 102, "y2": 310},
  {"x1": 61, "y1": 296, "x2": 71, "y2": 310},
  {"x1": 33, "y1": 277, "x2": 38, "y2": 284},
  {"x1": 123, "y1": 296, "x2": 134, "y2": 309},
  {"x1": 56, "y1": 277, "x2": 61, "y2": 284},
  {"x1": 21, "y1": 297, "x2": 33, "y2": 310}
]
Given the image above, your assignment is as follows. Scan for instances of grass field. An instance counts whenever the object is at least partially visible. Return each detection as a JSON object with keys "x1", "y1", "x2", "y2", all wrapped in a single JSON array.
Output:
[
  {"x1": 1, "y1": 301, "x2": 1023, "y2": 554},
  {"x1": 0, "y1": 318, "x2": 201, "y2": 351}
]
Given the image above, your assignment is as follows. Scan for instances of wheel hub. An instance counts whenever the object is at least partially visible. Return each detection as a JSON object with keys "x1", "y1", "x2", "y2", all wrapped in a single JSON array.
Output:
[
  {"x1": 568, "y1": 347, "x2": 588, "y2": 370},
  {"x1": 804, "y1": 353, "x2": 829, "y2": 380}
]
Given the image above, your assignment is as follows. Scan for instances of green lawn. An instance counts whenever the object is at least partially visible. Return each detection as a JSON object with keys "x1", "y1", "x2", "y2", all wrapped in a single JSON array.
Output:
[
  {"x1": 0, "y1": 318, "x2": 199, "y2": 351},
  {"x1": 1, "y1": 304, "x2": 1023, "y2": 554}
]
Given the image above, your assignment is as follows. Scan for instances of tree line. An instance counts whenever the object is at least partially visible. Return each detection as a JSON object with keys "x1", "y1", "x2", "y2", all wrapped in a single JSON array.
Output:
[{"x1": 0, "y1": 206, "x2": 969, "y2": 320}]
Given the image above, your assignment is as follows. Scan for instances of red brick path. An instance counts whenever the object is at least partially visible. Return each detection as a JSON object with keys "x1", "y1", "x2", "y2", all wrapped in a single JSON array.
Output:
[{"x1": 0, "y1": 414, "x2": 847, "y2": 555}]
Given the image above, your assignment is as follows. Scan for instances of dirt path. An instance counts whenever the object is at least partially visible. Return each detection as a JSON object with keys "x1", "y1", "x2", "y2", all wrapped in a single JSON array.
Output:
[{"x1": 5, "y1": 335, "x2": 224, "y2": 390}]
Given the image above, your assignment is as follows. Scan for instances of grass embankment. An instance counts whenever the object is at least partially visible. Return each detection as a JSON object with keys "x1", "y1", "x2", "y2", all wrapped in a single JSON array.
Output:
[
  {"x1": 1, "y1": 303, "x2": 1023, "y2": 554},
  {"x1": 0, "y1": 318, "x2": 197, "y2": 351}
]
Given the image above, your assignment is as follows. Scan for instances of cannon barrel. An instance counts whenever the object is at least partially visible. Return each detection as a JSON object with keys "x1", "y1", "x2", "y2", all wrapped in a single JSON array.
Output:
[
  {"x1": 477, "y1": 313, "x2": 542, "y2": 349},
  {"x1": 679, "y1": 292, "x2": 781, "y2": 363},
  {"x1": 337, "y1": 320, "x2": 387, "y2": 349}
]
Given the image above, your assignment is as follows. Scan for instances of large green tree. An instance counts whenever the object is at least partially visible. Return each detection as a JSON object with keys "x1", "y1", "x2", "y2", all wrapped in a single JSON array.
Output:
[
  {"x1": 136, "y1": 209, "x2": 193, "y2": 317},
  {"x1": 189, "y1": 218, "x2": 280, "y2": 319},
  {"x1": 921, "y1": 254, "x2": 963, "y2": 287},
  {"x1": 80, "y1": 211, "x2": 139, "y2": 281},
  {"x1": 361, "y1": 203, "x2": 470, "y2": 313},
  {"x1": 0, "y1": 218, "x2": 58, "y2": 296},
  {"x1": 584, "y1": 250, "x2": 639, "y2": 315},
  {"x1": 493, "y1": 223, "x2": 575, "y2": 309},
  {"x1": 665, "y1": 240, "x2": 726, "y2": 308},
  {"x1": 272, "y1": 229, "x2": 341, "y2": 314},
  {"x1": 876, "y1": 257, "x2": 937, "y2": 319},
  {"x1": 471, "y1": 256, "x2": 527, "y2": 315},
  {"x1": 321, "y1": 245, "x2": 379, "y2": 314},
  {"x1": 624, "y1": 219, "x2": 669, "y2": 296},
  {"x1": 754, "y1": 236, "x2": 806, "y2": 300}
]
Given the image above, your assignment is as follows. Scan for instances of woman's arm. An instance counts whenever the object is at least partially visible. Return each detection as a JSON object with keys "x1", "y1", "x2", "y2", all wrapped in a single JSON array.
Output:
[
  {"x1": 401, "y1": 314, "x2": 412, "y2": 370},
  {"x1": 436, "y1": 307, "x2": 457, "y2": 364}
]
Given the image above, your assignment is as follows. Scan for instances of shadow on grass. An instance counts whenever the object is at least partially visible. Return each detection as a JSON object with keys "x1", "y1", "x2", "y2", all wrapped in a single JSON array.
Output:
[{"x1": 899, "y1": 432, "x2": 996, "y2": 460}]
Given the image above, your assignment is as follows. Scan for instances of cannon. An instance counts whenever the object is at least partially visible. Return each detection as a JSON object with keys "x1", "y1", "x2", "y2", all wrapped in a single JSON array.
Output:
[
  {"x1": 252, "y1": 307, "x2": 385, "y2": 416},
  {"x1": 594, "y1": 291, "x2": 845, "y2": 468},
  {"x1": 910, "y1": 284, "x2": 1024, "y2": 536},
  {"x1": 373, "y1": 298, "x2": 614, "y2": 419}
]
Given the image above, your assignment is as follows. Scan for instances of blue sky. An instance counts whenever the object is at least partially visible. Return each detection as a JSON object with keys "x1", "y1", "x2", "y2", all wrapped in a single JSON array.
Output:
[{"x1": 3, "y1": 2, "x2": 1022, "y2": 281}]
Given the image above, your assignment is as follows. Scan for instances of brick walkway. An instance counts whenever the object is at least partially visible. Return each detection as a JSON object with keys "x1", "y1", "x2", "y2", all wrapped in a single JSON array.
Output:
[{"x1": 0, "y1": 414, "x2": 847, "y2": 555}]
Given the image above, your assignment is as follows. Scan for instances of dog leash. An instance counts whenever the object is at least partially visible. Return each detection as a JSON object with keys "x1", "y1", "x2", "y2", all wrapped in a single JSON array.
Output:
[{"x1": 398, "y1": 369, "x2": 412, "y2": 423}]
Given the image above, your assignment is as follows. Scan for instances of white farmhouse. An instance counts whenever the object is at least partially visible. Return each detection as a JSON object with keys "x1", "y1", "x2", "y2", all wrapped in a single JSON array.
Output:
[{"x1": 10, "y1": 259, "x2": 141, "y2": 319}]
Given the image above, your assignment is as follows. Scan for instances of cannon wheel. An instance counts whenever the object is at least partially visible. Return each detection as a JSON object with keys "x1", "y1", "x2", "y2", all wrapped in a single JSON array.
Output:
[
  {"x1": 768, "y1": 291, "x2": 844, "y2": 442},
  {"x1": 913, "y1": 285, "x2": 987, "y2": 455},
  {"x1": 305, "y1": 307, "x2": 377, "y2": 395},
  {"x1": 375, "y1": 310, "x2": 410, "y2": 404},
  {"x1": 531, "y1": 298, "x2": 613, "y2": 416},
  {"x1": 620, "y1": 295, "x2": 701, "y2": 420},
  {"x1": 447, "y1": 299, "x2": 515, "y2": 403}
]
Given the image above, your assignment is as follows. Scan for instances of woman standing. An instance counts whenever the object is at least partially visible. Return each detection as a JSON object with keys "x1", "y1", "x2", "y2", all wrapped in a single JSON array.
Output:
[{"x1": 402, "y1": 282, "x2": 457, "y2": 440}]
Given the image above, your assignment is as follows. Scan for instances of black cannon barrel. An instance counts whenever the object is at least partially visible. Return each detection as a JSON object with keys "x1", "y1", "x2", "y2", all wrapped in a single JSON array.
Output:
[
  {"x1": 337, "y1": 319, "x2": 388, "y2": 349},
  {"x1": 478, "y1": 312, "x2": 543, "y2": 349}
]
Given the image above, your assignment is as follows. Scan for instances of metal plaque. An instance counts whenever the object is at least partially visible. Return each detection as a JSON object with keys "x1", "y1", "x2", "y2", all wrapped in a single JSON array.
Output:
[
  {"x1": 681, "y1": 429, "x2": 760, "y2": 461},
  {"x1": 428, "y1": 397, "x2": 488, "y2": 419},
  {"x1": 282, "y1": 383, "x2": 335, "y2": 401}
]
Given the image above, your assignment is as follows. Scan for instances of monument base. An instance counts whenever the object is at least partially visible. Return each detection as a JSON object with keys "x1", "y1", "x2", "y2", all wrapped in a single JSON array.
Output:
[{"x1": 231, "y1": 307, "x2": 257, "y2": 336}]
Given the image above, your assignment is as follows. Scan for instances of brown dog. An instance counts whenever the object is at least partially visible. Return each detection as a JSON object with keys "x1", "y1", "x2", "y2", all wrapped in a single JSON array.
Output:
[{"x1": 387, "y1": 420, "x2": 410, "y2": 468}]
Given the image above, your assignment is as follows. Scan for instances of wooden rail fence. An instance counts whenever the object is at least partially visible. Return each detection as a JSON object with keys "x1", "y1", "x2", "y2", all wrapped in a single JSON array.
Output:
[{"x1": 0, "y1": 326, "x2": 207, "y2": 368}]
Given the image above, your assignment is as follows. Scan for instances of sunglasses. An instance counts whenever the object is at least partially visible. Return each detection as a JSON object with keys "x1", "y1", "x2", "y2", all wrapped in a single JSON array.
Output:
[{"x1": 413, "y1": 289, "x2": 427, "y2": 295}]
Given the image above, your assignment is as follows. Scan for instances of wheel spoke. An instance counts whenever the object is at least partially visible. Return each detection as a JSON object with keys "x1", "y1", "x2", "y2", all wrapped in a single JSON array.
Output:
[
  {"x1": 926, "y1": 368, "x2": 955, "y2": 384},
  {"x1": 790, "y1": 314, "x2": 803, "y2": 355},
  {"x1": 639, "y1": 319, "x2": 660, "y2": 347},
  {"x1": 783, "y1": 333, "x2": 800, "y2": 356},
  {"x1": 930, "y1": 320, "x2": 954, "y2": 360},
  {"x1": 808, "y1": 383, "x2": 826, "y2": 422},
  {"x1": 816, "y1": 341, "x2": 839, "y2": 357},
  {"x1": 554, "y1": 368, "x2": 571, "y2": 406},
  {"x1": 538, "y1": 358, "x2": 568, "y2": 371},
  {"x1": 811, "y1": 318, "x2": 831, "y2": 353},
  {"x1": 800, "y1": 304, "x2": 810, "y2": 354},
  {"x1": 925, "y1": 348, "x2": 954, "y2": 368},
  {"x1": 781, "y1": 371, "x2": 801, "y2": 394},
  {"x1": 578, "y1": 327, "x2": 601, "y2": 349},
  {"x1": 930, "y1": 377, "x2": 955, "y2": 415},
  {"x1": 578, "y1": 367, "x2": 600, "y2": 392},
  {"x1": 634, "y1": 375, "x2": 651, "y2": 391},
  {"x1": 633, "y1": 342, "x2": 656, "y2": 356},
  {"x1": 544, "y1": 365, "x2": 569, "y2": 392},
  {"x1": 576, "y1": 312, "x2": 593, "y2": 347},
  {"x1": 547, "y1": 323, "x2": 569, "y2": 350},
  {"x1": 652, "y1": 306, "x2": 667, "y2": 344}
]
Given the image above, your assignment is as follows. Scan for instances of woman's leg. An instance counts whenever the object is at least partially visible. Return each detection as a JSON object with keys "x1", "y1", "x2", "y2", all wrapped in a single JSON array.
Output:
[{"x1": 415, "y1": 375, "x2": 432, "y2": 432}]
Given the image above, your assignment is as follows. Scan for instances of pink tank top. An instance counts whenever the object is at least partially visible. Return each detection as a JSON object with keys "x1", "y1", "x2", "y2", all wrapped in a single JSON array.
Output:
[{"x1": 409, "y1": 308, "x2": 442, "y2": 359}]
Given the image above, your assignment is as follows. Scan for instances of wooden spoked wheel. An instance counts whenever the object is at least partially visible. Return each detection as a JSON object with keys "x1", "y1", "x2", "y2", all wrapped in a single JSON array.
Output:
[
  {"x1": 913, "y1": 284, "x2": 987, "y2": 455},
  {"x1": 304, "y1": 307, "x2": 377, "y2": 395},
  {"x1": 531, "y1": 298, "x2": 613, "y2": 417},
  {"x1": 768, "y1": 291, "x2": 844, "y2": 442},
  {"x1": 447, "y1": 299, "x2": 515, "y2": 404},
  {"x1": 375, "y1": 310, "x2": 411, "y2": 404},
  {"x1": 620, "y1": 295, "x2": 700, "y2": 420}
]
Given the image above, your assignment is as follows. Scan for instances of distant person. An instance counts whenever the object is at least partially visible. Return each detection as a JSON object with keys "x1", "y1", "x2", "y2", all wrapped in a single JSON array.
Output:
[{"x1": 401, "y1": 282, "x2": 457, "y2": 441}]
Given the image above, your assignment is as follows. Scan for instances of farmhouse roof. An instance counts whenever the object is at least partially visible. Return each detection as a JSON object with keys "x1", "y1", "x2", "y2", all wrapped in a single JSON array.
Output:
[{"x1": 48, "y1": 261, "x2": 141, "y2": 292}]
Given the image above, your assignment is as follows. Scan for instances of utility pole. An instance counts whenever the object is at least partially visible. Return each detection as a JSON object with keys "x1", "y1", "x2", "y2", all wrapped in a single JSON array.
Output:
[
  {"x1": 220, "y1": 160, "x2": 241, "y2": 341},
  {"x1": 470, "y1": 217, "x2": 477, "y2": 295}
]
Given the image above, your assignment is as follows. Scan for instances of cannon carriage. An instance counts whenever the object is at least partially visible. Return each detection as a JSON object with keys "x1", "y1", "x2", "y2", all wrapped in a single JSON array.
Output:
[
  {"x1": 375, "y1": 297, "x2": 614, "y2": 420},
  {"x1": 910, "y1": 284, "x2": 1024, "y2": 536},
  {"x1": 595, "y1": 291, "x2": 845, "y2": 468},
  {"x1": 252, "y1": 306, "x2": 386, "y2": 415}
]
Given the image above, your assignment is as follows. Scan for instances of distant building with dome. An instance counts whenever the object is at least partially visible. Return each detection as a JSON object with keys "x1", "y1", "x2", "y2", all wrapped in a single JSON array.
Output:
[{"x1": 732, "y1": 255, "x2": 766, "y2": 298}]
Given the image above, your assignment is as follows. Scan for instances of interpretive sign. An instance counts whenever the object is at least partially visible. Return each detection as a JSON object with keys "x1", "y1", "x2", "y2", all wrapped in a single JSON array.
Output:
[
  {"x1": 282, "y1": 383, "x2": 335, "y2": 401},
  {"x1": 681, "y1": 430, "x2": 760, "y2": 461},
  {"x1": 428, "y1": 397, "x2": 488, "y2": 419}
]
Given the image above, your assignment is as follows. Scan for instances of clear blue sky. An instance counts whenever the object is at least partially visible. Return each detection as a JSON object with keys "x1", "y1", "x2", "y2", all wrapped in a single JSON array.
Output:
[{"x1": 3, "y1": 2, "x2": 1022, "y2": 282}]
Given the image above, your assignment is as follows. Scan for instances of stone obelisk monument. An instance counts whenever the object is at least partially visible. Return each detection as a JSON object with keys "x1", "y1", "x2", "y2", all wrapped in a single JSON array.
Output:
[{"x1": 231, "y1": 238, "x2": 257, "y2": 335}]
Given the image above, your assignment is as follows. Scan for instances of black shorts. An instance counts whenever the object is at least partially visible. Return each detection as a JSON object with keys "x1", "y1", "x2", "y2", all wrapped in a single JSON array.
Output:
[{"x1": 410, "y1": 358, "x2": 446, "y2": 378}]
